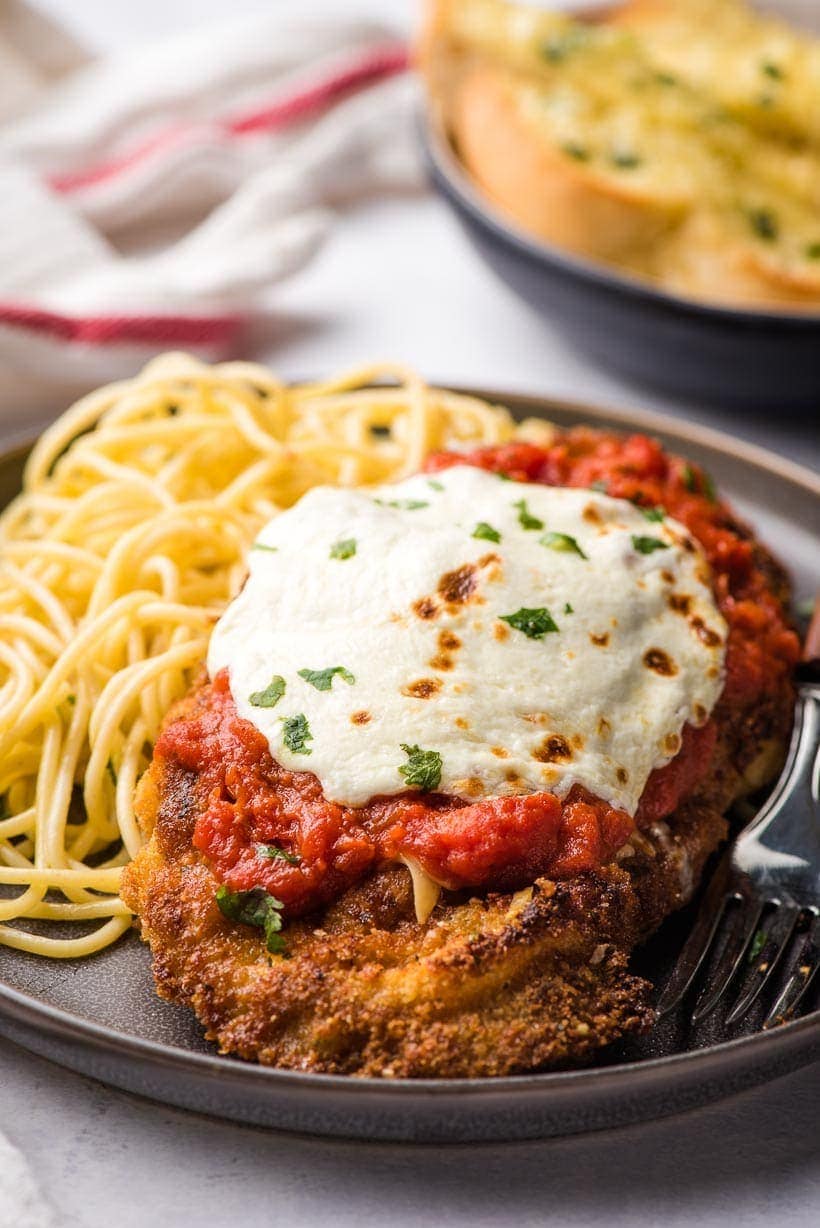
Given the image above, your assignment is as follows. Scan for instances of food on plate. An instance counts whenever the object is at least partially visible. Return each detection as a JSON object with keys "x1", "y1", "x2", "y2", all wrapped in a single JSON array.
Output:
[
  {"x1": 0, "y1": 355, "x2": 533, "y2": 958},
  {"x1": 1, "y1": 358, "x2": 799, "y2": 1075},
  {"x1": 420, "y1": 0, "x2": 820, "y2": 309}
]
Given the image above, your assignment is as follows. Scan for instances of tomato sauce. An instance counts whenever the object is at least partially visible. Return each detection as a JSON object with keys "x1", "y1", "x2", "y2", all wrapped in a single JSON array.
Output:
[{"x1": 158, "y1": 430, "x2": 799, "y2": 917}]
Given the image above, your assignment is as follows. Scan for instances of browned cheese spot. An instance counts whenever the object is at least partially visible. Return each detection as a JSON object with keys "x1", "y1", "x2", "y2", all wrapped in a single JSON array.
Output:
[
  {"x1": 521, "y1": 712, "x2": 550, "y2": 727},
  {"x1": 438, "y1": 564, "x2": 479, "y2": 605},
  {"x1": 454, "y1": 777, "x2": 484, "y2": 798},
  {"x1": 412, "y1": 596, "x2": 438, "y2": 621},
  {"x1": 660, "y1": 569, "x2": 675, "y2": 584},
  {"x1": 429, "y1": 653, "x2": 454, "y2": 671},
  {"x1": 598, "y1": 716, "x2": 612, "y2": 738},
  {"x1": 668, "y1": 593, "x2": 691, "y2": 615},
  {"x1": 643, "y1": 647, "x2": 678, "y2": 676},
  {"x1": 505, "y1": 769, "x2": 524, "y2": 787},
  {"x1": 572, "y1": 733, "x2": 585, "y2": 750},
  {"x1": 583, "y1": 503, "x2": 603, "y2": 525},
  {"x1": 401, "y1": 678, "x2": 442, "y2": 699},
  {"x1": 477, "y1": 552, "x2": 502, "y2": 569},
  {"x1": 689, "y1": 615, "x2": 723, "y2": 647},
  {"x1": 707, "y1": 665, "x2": 720, "y2": 679},
  {"x1": 616, "y1": 766, "x2": 629, "y2": 784},
  {"x1": 681, "y1": 536, "x2": 696, "y2": 553},
  {"x1": 533, "y1": 734, "x2": 573, "y2": 763},
  {"x1": 493, "y1": 621, "x2": 510, "y2": 642},
  {"x1": 693, "y1": 703, "x2": 707, "y2": 725},
  {"x1": 350, "y1": 710, "x2": 371, "y2": 725},
  {"x1": 454, "y1": 716, "x2": 469, "y2": 730},
  {"x1": 590, "y1": 631, "x2": 610, "y2": 647},
  {"x1": 664, "y1": 731, "x2": 682, "y2": 755},
  {"x1": 491, "y1": 746, "x2": 510, "y2": 759},
  {"x1": 438, "y1": 630, "x2": 461, "y2": 652}
]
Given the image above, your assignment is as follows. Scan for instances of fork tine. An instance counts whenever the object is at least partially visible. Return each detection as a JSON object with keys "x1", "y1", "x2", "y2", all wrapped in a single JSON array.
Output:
[
  {"x1": 690, "y1": 897, "x2": 764, "y2": 1024},
  {"x1": 724, "y1": 902, "x2": 802, "y2": 1026},
  {"x1": 655, "y1": 860, "x2": 732, "y2": 1018},
  {"x1": 763, "y1": 910, "x2": 820, "y2": 1029}
]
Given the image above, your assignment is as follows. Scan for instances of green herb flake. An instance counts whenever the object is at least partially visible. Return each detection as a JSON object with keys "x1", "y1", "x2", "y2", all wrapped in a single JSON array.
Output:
[
  {"x1": 562, "y1": 142, "x2": 590, "y2": 162},
  {"x1": 376, "y1": 498, "x2": 429, "y2": 511},
  {"x1": 399, "y1": 743, "x2": 443, "y2": 791},
  {"x1": 330, "y1": 538, "x2": 357, "y2": 560},
  {"x1": 472, "y1": 521, "x2": 502, "y2": 543},
  {"x1": 682, "y1": 464, "x2": 697, "y2": 492},
  {"x1": 496, "y1": 471, "x2": 513, "y2": 482},
  {"x1": 631, "y1": 535, "x2": 670, "y2": 555},
  {"x1": 805, "y1": 242, "x2": 820, "y2": 261},
  {"x1": 761, "y1": 61, "x2": 784, "y2": 80},
  {"x1": 589, "y1": 479, "x2": 609, "y2": 494},
  {"x1": 254, "y1": 843, "x2": 301, "y2": 865},
  {"x1": 282, "y1": 713, "x2": 313, "y2": 755},
  {"x1": 66, "y1": 694, "x2": 77, "y2": 706},
  {"x1": 249, "y1": 675, "x2": 286, "y2": 708},
  {"x1": 795, "y1": 596, "x2": 815, "y2": 621},
  {"x1": 611, "y1": 150, "x2": 642, "y2": 170},
  {"x1": 655, "y1": 71, "x2": 678, "y2": 86},
  {"x1": 564, "y1": 602, "x2": 574, "y2": 615},
  {"x1": 642, "y1": 506, "x2": 666, "y2": 522},
  {"x1": 540, "y1": 531, "x2": 588, "y2": 559},
  {"x1": 499, "y1": 607, "x2": 559, "y2": 639},
  {"x1": 215, "y1": 885, "x2": 287, "y2": 954},
  {"x1": 748, "y1": 207, "x2": 778, "y2": 241},
  {"x1": 702, "y1": 471, "x2": 717, "y2": 503},
  {"x1": 748, "y1": 928, "x2": 767, "y2": 963},
  {"x1": 298, "y1": 666, "x2": 355, "y2": 692},
  {"x1": 513, "y1": 499, "x2": 544, "y2": 531},
  {"x1": 251, "y1": 541, "x2": 278, "y2": 553},
  {"x1": 427, "y1": 479, "x2": 445, "y2": 492}
]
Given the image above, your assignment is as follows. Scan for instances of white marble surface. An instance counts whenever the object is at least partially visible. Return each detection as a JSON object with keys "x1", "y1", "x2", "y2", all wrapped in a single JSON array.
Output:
[{"x1": 1, "y1": 2, "x2": 818, "y2": 1226}]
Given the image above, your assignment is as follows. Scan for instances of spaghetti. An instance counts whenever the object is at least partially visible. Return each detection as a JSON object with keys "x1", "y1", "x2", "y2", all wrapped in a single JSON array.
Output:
[{"x1": 0, "y1": 353, "x2": 551, "y2": 957}]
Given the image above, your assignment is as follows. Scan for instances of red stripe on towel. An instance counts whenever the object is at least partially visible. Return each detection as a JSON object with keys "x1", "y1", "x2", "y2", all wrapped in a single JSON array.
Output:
[
  {"x1": 0, "y1": 304, "x2": 244, "y2": 346},
  {"x1": 48, "y1": 43, "x2": 410, "y2": 194}
]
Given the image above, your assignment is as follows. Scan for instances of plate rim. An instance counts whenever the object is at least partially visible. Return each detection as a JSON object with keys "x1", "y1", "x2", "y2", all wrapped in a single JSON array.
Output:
[{"x1": 1, "y1": 387, "x2": 817, "y2": 1114}]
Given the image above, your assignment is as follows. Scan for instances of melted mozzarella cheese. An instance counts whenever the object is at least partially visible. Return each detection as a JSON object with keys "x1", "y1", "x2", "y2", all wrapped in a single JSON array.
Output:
[{"x1": 208, "y1": 465, "x2": 727, "y2": 813}]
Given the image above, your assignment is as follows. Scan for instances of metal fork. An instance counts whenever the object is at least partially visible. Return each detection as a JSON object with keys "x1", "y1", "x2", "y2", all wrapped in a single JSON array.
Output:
[{"x1": 657, "y1": 665, "x2": 820, "y2": 1030}]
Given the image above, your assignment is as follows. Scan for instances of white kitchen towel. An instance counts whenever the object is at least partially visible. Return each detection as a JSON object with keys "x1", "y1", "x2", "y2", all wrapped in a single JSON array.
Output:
[
  {"x1": 0, "y1": 8, "x2": 416, "y2": 427},
  {"x1": 0, "y1": 1130, "x2": 55, "y2": 1228}
]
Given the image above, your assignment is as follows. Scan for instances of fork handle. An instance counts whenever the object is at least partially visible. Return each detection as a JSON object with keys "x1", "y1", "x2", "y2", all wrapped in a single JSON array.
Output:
[{"x1": 744, "y1": 680, "x2": 820, "y2": 864}]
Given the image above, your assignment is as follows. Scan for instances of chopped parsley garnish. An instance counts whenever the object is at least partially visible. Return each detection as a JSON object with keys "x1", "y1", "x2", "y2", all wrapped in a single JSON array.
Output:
[
  {"x1": 564, "y1": 602, "x2": 574, "y2": 615},
  {"x1": 655, "y1": 71, "x2": 678, "y2": 86},
  {"x1": 249, "y1": 675, "x2": 286, "y2": 708},
  {"x1": 500, "y1": 607, "x2": 559, "y2": 639},
  {"x1": 761, "y1": 61, "x2": 784, "y2": 80},
  {"x1": 376, "y1": 498, "x2": 429, "y2": 511},
  {"x1": 298, "y1": 666, "x2": 355, "y2": 691},
  {"x1": 540, "y1": 531, "x2": 588, "y2": 559},
  {"x1": 399, "y1": 743, "x2": 443, "y2": 791},
  {"x1": 541, "y1": 28, "x2": 588, "y2": 63},
  {"x1": 748, "y1": 928, "x2": 767, "y2": 963},
  {"x1": 513, "y1": 499, "x2": 544, "y2": 531},
  {"x1": 702, "y1": 471, "x2": 717, "y2": 503},
  {"x1": 642, "y1": 506, "x2": 666, "y2": 522},
  {"x1": 215, "y1": 885, "x2": 287, "y2": 954},
  {"x1": 282, "y1": 713, "x2": 313, "y2": 755},
  {"x1": 472, "y1": 521, "x2": 501, "y2": 543},
  {"x1": 631, "y1": 535, "x2": 669, "y2": 554},
  {"x1": 427, "y1": 479, "x2": 444, "y2": 492},
  {"x1": 611, "y1": 150, "x2": 642, "y2": 170},
  {"x1": 682, "y1": 463, "x2": 697, "y2": 492},
  {"x1": 330, "y1": 538, "x2": 356, "y2": 560},
  {"x1": 589, "y1": 479, "x2": 609, "y2": 493},
  {"x1": 251, "y1": 542, "x2": 278, "y2": 552},
  {"x1": 681, "y1": 464, "x2": 716, "y2": 501},
  {"x1": 495, "y1": 471, "x2": 513, "y2": 482},
  {"x1": 254, "y1": 843, "x2": 301, "y2": 865},
  {"x1": 806, "y1": 242, "x2": 820, "y2": 261},
  {"x1": 562, "y1": 142, "x2": 590, "y2": 162},
  {"x1": 748, "y1": 207, "x2": 778, "y2": 242}
]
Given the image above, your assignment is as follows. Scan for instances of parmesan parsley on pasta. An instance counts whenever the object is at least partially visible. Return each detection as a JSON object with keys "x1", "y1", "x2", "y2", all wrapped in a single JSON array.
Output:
[{"x1": 0, "y1": 353, "x2": 551, "y2": 958}]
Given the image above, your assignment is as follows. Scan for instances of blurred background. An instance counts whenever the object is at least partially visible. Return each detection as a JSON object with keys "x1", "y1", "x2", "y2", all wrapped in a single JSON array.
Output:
[{"x1": 0, "y1": 0, "x2": 818, "y2": 464}]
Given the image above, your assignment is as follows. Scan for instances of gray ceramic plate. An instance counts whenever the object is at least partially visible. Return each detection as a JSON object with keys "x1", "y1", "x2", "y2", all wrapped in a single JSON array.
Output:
[{"x1": 1, "y1": 391, "x2": 818, "y2": 1143}]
